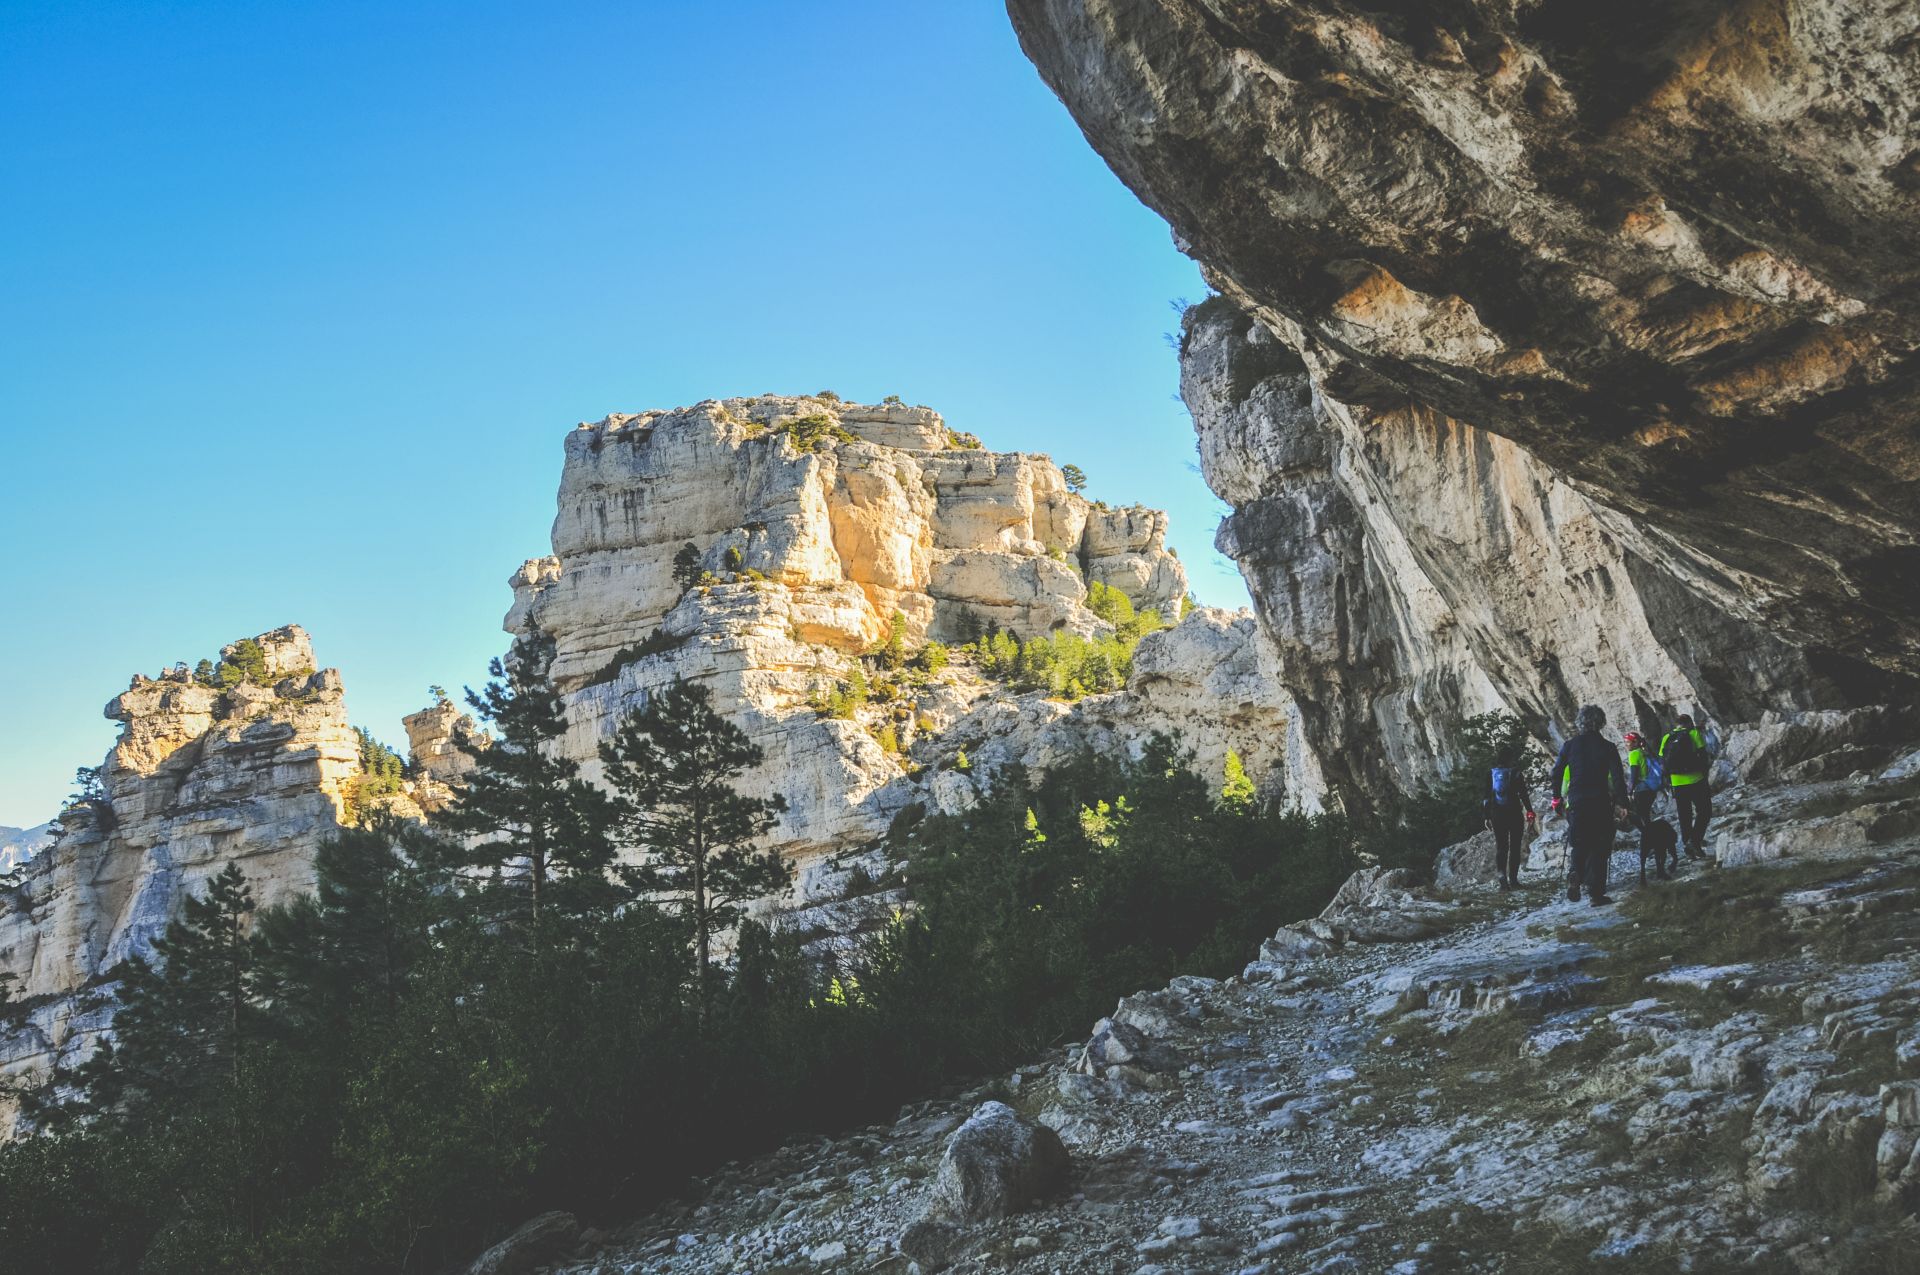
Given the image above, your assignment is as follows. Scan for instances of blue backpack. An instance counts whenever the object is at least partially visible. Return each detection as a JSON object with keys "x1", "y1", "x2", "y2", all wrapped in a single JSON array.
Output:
[
  {"x1": 1490, "y1": 766, "x2": 1521, "y2": 807},
  {"x1": 1638, "y1": 755, "x2": 1667, "y2": 793}
]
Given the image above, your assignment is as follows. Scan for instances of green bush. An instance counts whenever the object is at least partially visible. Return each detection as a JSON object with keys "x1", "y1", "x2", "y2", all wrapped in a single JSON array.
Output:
[{"x1": 770, "y1": 413, "x2": 853, "y2": 453}]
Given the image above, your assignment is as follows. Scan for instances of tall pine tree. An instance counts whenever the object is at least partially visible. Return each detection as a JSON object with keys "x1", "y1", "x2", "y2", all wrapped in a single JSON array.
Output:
[
  {"x1": 434, "y1": 630, "x2": 619, "y2": 924},
  {"x1": 72, "y1": 862, "x2": 262, "y2": 1120},
  {"x1": 600, "y1": 679, "x2": 790, "y2": 1019}
]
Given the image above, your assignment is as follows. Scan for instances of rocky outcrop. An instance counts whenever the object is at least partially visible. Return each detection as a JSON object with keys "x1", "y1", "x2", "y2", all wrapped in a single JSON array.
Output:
[
  {"x1": 909, "y1": 606, "x2": 1327, "y2": 818},
  {"x1": 503, "y1": 395, "x2": 1200, "y2": 892},
  {"x1": 0, "y1": 627, "x2": 371, "y2": 1118},
  {"x1": 1008, "y1": 0, "x2": 1920, "y2": 803},
  {"x1": 402, "y1": 697, "x2": 485, "y2": 814}
]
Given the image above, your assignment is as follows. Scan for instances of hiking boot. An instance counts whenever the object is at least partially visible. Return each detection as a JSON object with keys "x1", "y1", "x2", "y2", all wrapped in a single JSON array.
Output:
[
  {"x1": 1508, "y1": 876, "x2": 1523, "y2": 889},
  {"x1": 1567, "y1": 884, "x2": 1581, "y2": 903},
  {"x1": 1590, "y1": 893, "x2": 1613, "y2": 906},
  {"x1": 1498, "y1": 879, "x2": 1514, "y2": 892}
]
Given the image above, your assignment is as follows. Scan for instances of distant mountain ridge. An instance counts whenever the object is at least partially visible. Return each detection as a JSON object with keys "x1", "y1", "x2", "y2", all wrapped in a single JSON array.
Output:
[{"x1": 0, "y1": 823, "x2": 53, "y2": 874}]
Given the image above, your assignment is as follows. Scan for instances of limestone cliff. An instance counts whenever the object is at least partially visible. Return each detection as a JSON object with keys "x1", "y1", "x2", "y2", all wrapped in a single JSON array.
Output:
[
  {"x1": 504, "y1": 395, "x2": 1205, "y2": 896},
  {"x1": 1008, "y1": 0, "x2": 1920, "y2": 803},
  {"x1": 0, "y1": 627, "x2": 371, "y2": 1110}
]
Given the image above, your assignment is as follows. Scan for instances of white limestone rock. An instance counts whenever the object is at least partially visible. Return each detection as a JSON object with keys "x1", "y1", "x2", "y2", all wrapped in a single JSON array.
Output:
[
  {"x1": 505, "y1": 395, "x2": 1194, "y2": 898},
  {"x1": 0, "y1": 626, "x2": 378, "y2": 1122}
]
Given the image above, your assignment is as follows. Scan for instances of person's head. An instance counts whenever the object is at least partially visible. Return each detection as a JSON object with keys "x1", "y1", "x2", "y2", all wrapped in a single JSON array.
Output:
[
  {"x1": 1676, "y1": 713, "x2": 1696, "y2": 729},
  {"x1": 1624, "y1": 731, "x2": 1643, "y2": 749},
  {"x1": 1577, "y1": 703, "x2": 1606, "y2": 735}
]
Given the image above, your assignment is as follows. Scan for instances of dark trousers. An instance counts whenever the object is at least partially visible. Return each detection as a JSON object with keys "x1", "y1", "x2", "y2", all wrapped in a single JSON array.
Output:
[
  {"x1": 1673, "y1": 784, "x2": 1712, "y2": 851},
  {"x1": 1566, "y1": 803, "x2": 1615, "y2": 898},
  {"x1": 1491, "y1": 806, "x2": 1527, "y2": 882}
]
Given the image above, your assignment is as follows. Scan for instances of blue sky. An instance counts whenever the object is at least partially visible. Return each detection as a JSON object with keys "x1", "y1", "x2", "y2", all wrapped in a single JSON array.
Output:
[{"x1": 0, "y1": 1, "x2": 1236, "y2": 826}]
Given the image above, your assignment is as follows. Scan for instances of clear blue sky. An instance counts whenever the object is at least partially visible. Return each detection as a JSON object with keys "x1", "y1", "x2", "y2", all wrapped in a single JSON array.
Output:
[{"x1": 0, "y1": 1, "x2": 1236, "y2": 827}]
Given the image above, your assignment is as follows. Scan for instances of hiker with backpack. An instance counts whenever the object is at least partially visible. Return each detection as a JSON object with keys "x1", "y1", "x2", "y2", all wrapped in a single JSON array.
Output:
[
  {"x1": 1660, "y1": 713, "x2": 1715, "y2": 859},
  {"x1": 1482, "y1": 750, "x2": 1536, "y2": 891},
  {"x1": 1551, "y1": 704, "x2": 1630, "y2": 906},
  {"x1": 1625, "y1": 730, "x2": 1679, "y2": 881}
]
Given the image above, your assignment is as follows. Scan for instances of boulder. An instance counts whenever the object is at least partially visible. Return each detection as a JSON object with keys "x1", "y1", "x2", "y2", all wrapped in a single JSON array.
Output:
[
  {"x1": 1433, "y1": 829, "x2": 1499, "y2": 889},
  {"x1": 896, "y1": 1218, "x2": 967, "y2": 1273},
  {"x1": 467, "y1": 1210, "x2": 579, "y2": 1275},
  {"x1": 1074, "y1": 1017, "x2": 1179, "y2": 1081},
  {"x1": 922, "y1": 1100, "x2": 1070, "y2": 1223}
]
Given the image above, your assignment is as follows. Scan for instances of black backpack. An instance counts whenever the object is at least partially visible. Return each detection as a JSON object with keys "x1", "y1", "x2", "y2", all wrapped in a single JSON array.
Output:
[{"x1": 1664, "y1": 729, "x2": 1705, "y2": 775}]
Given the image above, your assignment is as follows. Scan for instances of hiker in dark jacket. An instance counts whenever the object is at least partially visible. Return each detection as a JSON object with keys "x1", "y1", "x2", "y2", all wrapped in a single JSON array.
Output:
[
  {"x1": 1551, "y1": 704, "x2": 1629, "y2": 906},
  {"x1": 1482, "y1": 750, "x2": 1535, "y2": 891}
]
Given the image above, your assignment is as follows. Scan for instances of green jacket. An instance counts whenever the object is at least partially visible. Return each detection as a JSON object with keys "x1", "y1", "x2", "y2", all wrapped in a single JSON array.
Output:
[{"x1": 1659, "y1": 728, "x2": 1710, "y2": 786}]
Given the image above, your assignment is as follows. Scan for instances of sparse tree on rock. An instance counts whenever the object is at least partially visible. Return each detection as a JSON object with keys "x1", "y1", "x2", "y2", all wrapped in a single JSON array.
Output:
[
  {"x1": 600, "y1": 679, "x2": 790, "y2": 1021},
  {"x1": 433, "y1": 631, "x2": 619, "y2": 925},
  {"x1": 1060, "y1": 463, "x2": 1087, "y2": 495},
  {"x1": 671, "y1": 542, "x2": 701, "y2": 592},
  {"x1": 881, "y1": 611, "x2": 909, "y2": 670}
]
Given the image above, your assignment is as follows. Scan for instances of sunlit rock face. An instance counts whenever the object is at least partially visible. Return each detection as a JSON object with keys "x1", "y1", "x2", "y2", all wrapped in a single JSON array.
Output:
[
  {"x1": 0, "y1": 627, "x2": 364, "y2": 1112},
  {"x1": 1008, "y1": 0, "x2": 1920, "y2": 801},
  {"x1": 505, "y1": 395, "x2": 1193, "y2": 881},
  {"x1": 910, "y1": 605, "x2": 1329, "y2": 820}
]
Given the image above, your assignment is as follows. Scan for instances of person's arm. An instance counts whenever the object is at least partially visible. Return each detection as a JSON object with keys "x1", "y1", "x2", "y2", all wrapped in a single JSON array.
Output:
[{"x1": 1609, "y1": 745, "x2": 1629, "y2": 810}]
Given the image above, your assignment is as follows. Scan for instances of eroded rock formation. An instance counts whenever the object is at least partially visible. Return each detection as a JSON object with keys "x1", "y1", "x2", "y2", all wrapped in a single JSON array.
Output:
[
  {"x1": 1008, "y1": 0, "x2": 1920, "y2": 801},
  {"x1": 503, "y1": 395, "x2": 1205, "y2": 889},
  {"x1": 0, "y1": 627, "x2": 368, "y2": 1111}
]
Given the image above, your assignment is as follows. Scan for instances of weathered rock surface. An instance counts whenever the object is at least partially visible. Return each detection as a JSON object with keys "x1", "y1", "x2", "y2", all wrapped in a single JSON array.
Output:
[
  {"x1": 908, "y1": 606, "x2": 1327, "y2": 818},
  {"x1": 402, "y1": 697, "x2": 486, "y2": 814},
  {"x1": 921, "y1": 1100, "x2": 1070, "y2": 1224},
  {"x1": 0, "y1": 627, "x2": 382, "y2": 1123},
  {"x1": 548, "y1": 715, "x2": 1920, "y2": 1274},
  {"x1": 502, "y1": 396, "x2": 1310, "y2": 912},
  {"x1": 1009, "y1": 0, "x2": 1920, "y2": 805}
]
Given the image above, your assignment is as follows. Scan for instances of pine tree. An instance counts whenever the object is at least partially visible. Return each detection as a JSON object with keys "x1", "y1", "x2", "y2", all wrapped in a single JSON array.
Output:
[
  {"x1": 881, "y1": 611, "x2": 908, "y2": 670},
  {"x1": 255, "y1": 818, "x2": 432, "y2": 1025},
  {"x1": 1060, "y1": 462, "x2": 1087, "y2": 494},
  {"x1": 1221, "y1": 749, "x2": 1256, "y2": 811},
  {"x1": 74, "y1": 862, "x2": 262, "y2": 1118},
  {"x1": 671, "y1": 543, "x2": 701, "y2": 592},
  {"x1": 599, "y1": 680, "x2": 790, "y2": 1020},
  {"x1": 433, "y1": 631, "x2": 619, "y2": 925}
]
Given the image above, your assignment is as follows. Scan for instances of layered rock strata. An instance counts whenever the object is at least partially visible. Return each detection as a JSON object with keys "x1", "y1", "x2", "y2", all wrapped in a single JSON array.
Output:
[
  {"x1": 1008, "y1": 0, "x2": 1920, "y2": 801},
  {"x1": 909, "y1": 606, "x2": 1327, "y2": 821},
  {"x1": 504, "y1": 395, "x2": 1200, "y2": 892},
  {"x1": 0, "y1": 627, "x2": 367, "y2": 1114}
]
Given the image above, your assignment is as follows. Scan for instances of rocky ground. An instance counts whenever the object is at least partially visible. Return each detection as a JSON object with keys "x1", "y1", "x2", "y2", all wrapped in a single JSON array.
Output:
[{"x1": 480, "y1": 726, "x2": 1920, "y2": 1275}]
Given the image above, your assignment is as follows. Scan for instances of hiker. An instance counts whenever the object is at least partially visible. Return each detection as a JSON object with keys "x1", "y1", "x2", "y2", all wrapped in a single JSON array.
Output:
[
  {"x1": 1660, "y1": 713, "x2": 1714, "y2": 859},
  {"x1": 1551, "y1": 704, "x2": 1629, "y2": 906},
  {"x1": 1624, "y1": 730, "x2": 1678, "y2": 881},
  {"x1": 1482, "y1": 749, "x2": 1535, "y2": 891}
]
